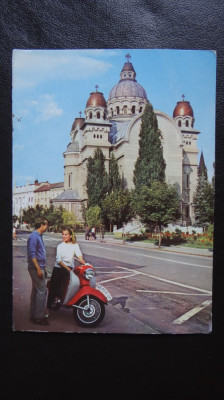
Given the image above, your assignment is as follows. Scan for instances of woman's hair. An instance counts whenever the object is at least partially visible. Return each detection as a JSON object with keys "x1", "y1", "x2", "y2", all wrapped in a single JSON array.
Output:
[{"x1": 62, "y1": 228, "x2": 76, "y2": 244}]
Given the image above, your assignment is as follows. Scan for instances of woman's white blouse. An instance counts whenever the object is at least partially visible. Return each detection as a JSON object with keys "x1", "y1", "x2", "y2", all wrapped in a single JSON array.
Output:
[{"x1": 55, "y1": 242, "x2": 83, "y2": 269}]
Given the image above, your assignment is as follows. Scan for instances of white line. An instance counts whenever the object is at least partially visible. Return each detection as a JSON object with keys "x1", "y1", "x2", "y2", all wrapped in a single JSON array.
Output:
[
  {"x1": 173, "y1": 300, "x2": 212, "y2": 324},
  {"x1": 89, "y1": 245, "x2": 212, "y2": 269},
  {"x1": 98, "y1": 273, "x2": 137, "y2": 285},
  {"x1": 97, "y1": 271, "x2": 131, "y2": 274},
  {"x1": 116, "y1": 266, "x2": 212, "y2": 295},
  {"x1": 136, "y1": 290, "x2": 211, "y2": 296}
]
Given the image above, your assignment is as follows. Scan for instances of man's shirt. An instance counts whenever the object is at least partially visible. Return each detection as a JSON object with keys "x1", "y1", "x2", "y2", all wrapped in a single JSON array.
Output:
[{"x1": 27, "y1": 230, "x2": 46, "y2": 269}]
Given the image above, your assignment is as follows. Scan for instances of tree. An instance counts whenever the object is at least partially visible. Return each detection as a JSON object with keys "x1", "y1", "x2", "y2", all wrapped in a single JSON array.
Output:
[
  {"x1": 62, "y1": 210, "x2": 78, "y2": 228},
  {"x1": 193, "y1": 166, "x2": 214, "y2": 229},
  {"x1": 22, "y1": 204, "x2": 47, "y2": 226},
  {"x1": 134, "y1": 181, "x2": 181, "y2": 247},
  {"x1": 47, "y1": 206, "x2": 64, "y2": 232},
  {"x1": 86, "y1": 147, "x2": 109, "y2": 207},
  {"x1": 85, "y1": 206, "x2": 102, "y2": 228},
  {"x1": 102, "y1": 189, "x2": 135, "y2": 231},
  {"x1": 133, "y1": 103, "x2": 166, "y2": 191},
  {"x1": 108, "y1": 153, "x2": 122, "y2": 193}
]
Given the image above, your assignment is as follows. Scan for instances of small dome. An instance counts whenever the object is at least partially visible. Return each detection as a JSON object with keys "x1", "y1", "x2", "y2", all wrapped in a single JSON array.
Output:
[
  {"x1": 173, "y1": 101, "x2": 194, "y2": 118},
  {"x1": 71, "y1": 117, "x2": 84, "y2": 131},
  {"x1": 121, "y1": 61, "x2": 136, "y2": 75},
  {"x1": 86, "y1": 92, "x2": 107, "y2": 108}
]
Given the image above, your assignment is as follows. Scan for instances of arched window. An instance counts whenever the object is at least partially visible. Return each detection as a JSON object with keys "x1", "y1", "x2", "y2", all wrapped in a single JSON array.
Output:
[
  {"x1": 132, "y1": 105, "x2": 136, "y2": 114},
  {"x1": 123, "y1": 106, "x2": 127, "y2": 114},
  {"x1": 97, "y1": 112, "x2": 100, "y2": 119},
  {"x1": 89, "y1": 111, "x2": 93, "y2": 119},
  {"x1": 178, "y1": 120, "x2": 181, "y2": 127},
  {"x1": 116, "y1": 106, "x2": 120, "y2": 115},
  {"x1": 110, "y1": 108, "x2": 113, "y2": 117},
  {"x1": 139, "y1": 106, "x2": 143, "y2": 113},
  {"x1": 186, "y1": 120, "x2": 189, "y2": 127}
]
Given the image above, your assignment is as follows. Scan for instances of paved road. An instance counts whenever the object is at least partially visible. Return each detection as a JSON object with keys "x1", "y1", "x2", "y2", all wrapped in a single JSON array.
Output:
[{"x1": 12, "y1": 231, "x2": 213, "y2": 334}]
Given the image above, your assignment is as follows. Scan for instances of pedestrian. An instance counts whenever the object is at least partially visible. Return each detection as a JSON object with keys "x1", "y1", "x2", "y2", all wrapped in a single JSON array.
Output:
[
  {"x1": 85, "y1": 225, "x2": 90, "y2": 240},
  {"x1": 27, "y1": 217, "x2": 49, "y2": 325},
  {"x1": 90, "y1": 226, "x2": 96, "y2": 240},
  {"x1": 46, "y1": 227, "x2": 85, "y2": 314},
  {"x1": 13, "y1": 225, "x2": 17, "y2": 240}
]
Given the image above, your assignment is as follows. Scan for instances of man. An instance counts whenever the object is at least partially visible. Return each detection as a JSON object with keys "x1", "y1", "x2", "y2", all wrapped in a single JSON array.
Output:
[{"x1": 27, "y1": 217, "x2": 49, "y2": 325}]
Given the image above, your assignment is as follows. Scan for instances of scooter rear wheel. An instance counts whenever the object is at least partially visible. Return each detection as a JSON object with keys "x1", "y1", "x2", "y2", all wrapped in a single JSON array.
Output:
[{"x1": 73, "y1": 295, "x2": 105, "y2": 327}]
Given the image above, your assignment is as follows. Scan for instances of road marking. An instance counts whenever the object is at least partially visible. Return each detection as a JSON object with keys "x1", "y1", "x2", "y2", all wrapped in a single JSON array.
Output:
[
  {"x1": 90, "y1": 245, "x2": 212, "y2": 269},
  {"x1": 137, "y1": 290, "x2": 211, "y2": 296},
  {"x1": 116, "y1": 266, "x2": 212, "y2": 295},
  {"x1": 172, "y1": 299, "x2": 212, "y2": 324},
  {"x1": 98, "y1": 273, "x2": 137, "y2": 285}
]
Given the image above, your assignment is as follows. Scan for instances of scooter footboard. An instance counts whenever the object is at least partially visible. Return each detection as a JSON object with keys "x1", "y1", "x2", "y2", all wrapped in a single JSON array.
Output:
[{"x1": 66, "y1": 286, "x2": 108, "y2": 306}]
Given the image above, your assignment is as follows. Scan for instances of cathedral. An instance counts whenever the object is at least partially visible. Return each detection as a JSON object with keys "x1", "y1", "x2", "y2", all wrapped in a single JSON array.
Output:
[{"x1": 52, "y1": 54, "x2": 200, "y2": 226}]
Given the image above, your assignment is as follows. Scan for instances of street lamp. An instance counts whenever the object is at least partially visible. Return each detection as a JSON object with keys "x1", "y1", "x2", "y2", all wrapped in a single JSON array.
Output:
[{"x1": 122, "y1": 222, "x2": 125, "y2": 245}]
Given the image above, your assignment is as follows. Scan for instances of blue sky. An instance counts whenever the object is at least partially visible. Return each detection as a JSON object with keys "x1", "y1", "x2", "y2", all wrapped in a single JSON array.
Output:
[{"x1": 12, "y1": 49, "x2": 216, "y2": 186}]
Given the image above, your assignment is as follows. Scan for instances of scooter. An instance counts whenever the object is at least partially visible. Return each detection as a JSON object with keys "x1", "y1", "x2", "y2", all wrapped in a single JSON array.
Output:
[{"x1": 48, "y1": 261, "x2": 112, "y2": 328}]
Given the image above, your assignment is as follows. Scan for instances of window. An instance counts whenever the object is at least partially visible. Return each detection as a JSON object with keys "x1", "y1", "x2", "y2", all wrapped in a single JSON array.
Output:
[
  {"x1": 123, "y1": 106, "x2": 127, "y2": 114},
  {"x1": 97, "y1": 112, "x2": 100, "y2": 119},
  {"x1": 132, "y1": 105, "x2": 136, "y2": 114},
  {"x1": 116, "y1": 106, "x2": 120, "y2": 115},
  {"x1": 186, "y1": 120, "x2": 189, "y2": 127},
  {"x1": 68, "y1": 174, "x2": 72, "y2": 188},
  {"x1": 186, "y1": 174, "x2": 190, "y2": 188},
  {"x1": 139, "y1": 107, "x2": 142, "y2": 113},
  {"x1": 89, "y1": 111, "x2": 93, "y2": 119},
  {"x1": 178, "y1": 120, "x2": 181, "y2": 127}
]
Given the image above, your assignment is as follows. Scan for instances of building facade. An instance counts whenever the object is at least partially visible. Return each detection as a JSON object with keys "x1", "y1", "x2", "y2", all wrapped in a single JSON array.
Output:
[
  {"x1": 52, "y1": 56, "x2": 201, "y2": 226},
  {"x1": 13, "y1": 180, "x2": 64, "y2": 219}
]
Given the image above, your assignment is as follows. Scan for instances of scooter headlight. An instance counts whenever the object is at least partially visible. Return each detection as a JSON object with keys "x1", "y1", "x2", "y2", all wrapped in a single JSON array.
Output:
[{"x1": 84, "y1": 268, "x2": 95, "y2": 280}]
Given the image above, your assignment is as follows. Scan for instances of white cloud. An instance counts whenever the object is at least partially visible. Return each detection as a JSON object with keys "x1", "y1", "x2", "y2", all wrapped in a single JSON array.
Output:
[
  {"x1": 29, "y1": 94, "x2": 63, "y2": 121},
  {"x1": 12, "y1": 49, "x2": 114, "y2": 89}
]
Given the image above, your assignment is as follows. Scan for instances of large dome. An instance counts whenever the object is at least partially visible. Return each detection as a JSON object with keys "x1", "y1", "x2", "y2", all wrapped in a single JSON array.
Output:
[
  {"x1": 108, "y1": 80, "x2": 148, "y2": 100},
  {"x1": 173, "y1": 100, "x2": 194, "y2": 118}
]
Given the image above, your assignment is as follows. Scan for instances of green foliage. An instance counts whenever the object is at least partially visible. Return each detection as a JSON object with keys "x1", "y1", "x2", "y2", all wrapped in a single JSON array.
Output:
[
  {"x1": 133, "y1": 181, "x2": 181, "y2": 230},
  {"x1": 22, "y1": 204, "x2": 48, "y2": 226},
  {"x1": 62, "y1": 210, "x2": 78, "y2": 228},
  {"x1": 85, "y1": 206, "x2": 102, "y2": 228},
  {"x1": 86, "y1": 147, "x2": 109, "y2": 207},
  {"x1": 47, "y1": 205, "x2": 64, "y2": 232},
  {"x1": 101, "y1": 189, "x2": 135, "y2": 230},
  {"x1": 109, "y1": 153, "x2": 122, "y2": 193},
  {"x1": 193, "y1": 171, "x2": 214, "y2": 228},
  {"x1": 133, "y1": 103, "x2": 166, "y2": 191}
]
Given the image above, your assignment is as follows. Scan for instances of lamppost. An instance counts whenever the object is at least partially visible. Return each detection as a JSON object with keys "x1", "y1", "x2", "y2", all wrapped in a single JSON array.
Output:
[{"x1": 122, "y1": 222, "x2": 125, "y2": 245}]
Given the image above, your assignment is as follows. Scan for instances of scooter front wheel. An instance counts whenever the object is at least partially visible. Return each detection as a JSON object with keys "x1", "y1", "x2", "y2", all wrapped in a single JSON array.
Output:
[{"x1": 73, "y1": 295, "x2": 105, "y2": 327}]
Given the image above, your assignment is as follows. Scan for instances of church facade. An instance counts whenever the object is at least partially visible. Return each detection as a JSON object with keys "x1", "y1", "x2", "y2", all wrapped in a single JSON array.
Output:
[{"x1": 52, "y1": 55, "x2": 200, "y2": 226}]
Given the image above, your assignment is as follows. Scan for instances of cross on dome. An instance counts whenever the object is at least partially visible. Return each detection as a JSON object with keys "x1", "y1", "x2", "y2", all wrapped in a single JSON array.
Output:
[
  {"x1": 182, "y1": 94, "x2": 186, "y2": 101},
  {"x1": 79, "y1": 111, "x2": 82, "y2": 117},
  {"x1": 125, "y1": 53, "x2": 131, "y2": 63},
  {"x1": 95, "y1": 84, "x2": 99, "y2": 92}
]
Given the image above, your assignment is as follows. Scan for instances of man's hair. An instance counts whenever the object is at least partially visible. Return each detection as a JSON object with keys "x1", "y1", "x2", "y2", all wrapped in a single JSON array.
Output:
[{"x1": 35, "y1": 218, "x2": 48, "y2": 229}]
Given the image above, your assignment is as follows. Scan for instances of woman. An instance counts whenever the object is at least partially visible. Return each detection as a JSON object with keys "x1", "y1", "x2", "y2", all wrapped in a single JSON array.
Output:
[{"x1": 46, "y1": 228, "x2": 85, "y2": 314}]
